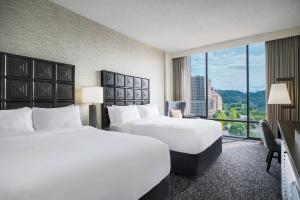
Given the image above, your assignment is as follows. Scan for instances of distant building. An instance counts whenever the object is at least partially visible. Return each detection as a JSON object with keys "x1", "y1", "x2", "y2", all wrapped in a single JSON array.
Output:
[
  {"x1": 190, "y1": 76, "x2": 223, "y2": 117},
  {"x1": 210, "y1": 89, "x2": 223, "y2": 112},
  {"x1": 190, "y1": 76, "x2": 206, "y2": 116}
]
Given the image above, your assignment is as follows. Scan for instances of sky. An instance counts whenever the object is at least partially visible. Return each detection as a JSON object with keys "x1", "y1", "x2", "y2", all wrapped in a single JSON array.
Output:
[{"x1": 191, "y1": 42, "x2": 265, "y2": 92}]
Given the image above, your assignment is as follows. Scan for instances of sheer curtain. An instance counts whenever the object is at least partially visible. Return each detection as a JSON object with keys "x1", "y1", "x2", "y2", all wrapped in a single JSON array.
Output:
[
  {"x1": 266, "y1": 35, "x2": 300, "y2": 133},
  {"x1": 172, "y1": 57, "x2": 191, "y2": 114}
]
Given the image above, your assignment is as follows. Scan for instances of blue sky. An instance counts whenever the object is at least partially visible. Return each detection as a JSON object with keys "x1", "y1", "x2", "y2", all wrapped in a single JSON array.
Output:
[{"x1": 191, "y1": 42, "x2": 265, "y2": 92}]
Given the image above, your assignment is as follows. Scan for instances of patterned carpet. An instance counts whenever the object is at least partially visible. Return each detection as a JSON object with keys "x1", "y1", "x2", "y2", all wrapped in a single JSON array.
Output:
[{"x1": 169, "y1": 138, "x2": 282, "y2": 200}]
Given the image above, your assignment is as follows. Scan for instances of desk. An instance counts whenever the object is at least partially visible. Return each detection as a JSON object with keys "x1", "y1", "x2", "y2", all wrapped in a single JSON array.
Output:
[
  {"x1": 278, "y1": 121, "x2": 300, "y2": 177},
  {"x1": 278, "y1": 121, "x2": 300, "y2": 199}
]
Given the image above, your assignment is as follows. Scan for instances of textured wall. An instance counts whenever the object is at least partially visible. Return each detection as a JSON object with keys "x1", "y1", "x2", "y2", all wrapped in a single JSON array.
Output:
[{"x1": 0, "y1": 0, "x2": 165, "y2": 126}]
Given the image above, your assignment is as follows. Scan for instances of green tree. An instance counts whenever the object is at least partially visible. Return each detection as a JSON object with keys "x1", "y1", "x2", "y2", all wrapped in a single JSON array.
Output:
[
  {"x1": 229, "y1": 108, "x2": 238, "y2": 119},
  {"x1": 229, "y1": 122, "x2": 246, "y2": 137},
  {"x1": 249, "y1": 110, "x2": 265, "y2": 121},
  {"x1": 214, "y1": 111, "x2": 227, "y2": 128}
]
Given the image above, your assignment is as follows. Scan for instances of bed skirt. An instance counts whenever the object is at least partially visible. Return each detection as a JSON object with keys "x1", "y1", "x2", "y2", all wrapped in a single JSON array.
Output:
[
  {"x1": 170, "y1": 137, "x2": 222, "y2": 176},
  {"x1": 139, "y1": 175, "x2": 169, "y2": 200}
]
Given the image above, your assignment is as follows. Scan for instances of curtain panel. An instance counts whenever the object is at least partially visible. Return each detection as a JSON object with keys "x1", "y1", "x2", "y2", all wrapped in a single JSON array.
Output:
[
  {"x1": 266, "y1": 35, "x2": 300, "y2": 133},
  {"x1": 173, "y1": 57, "x2": 189, "y2": 101}
]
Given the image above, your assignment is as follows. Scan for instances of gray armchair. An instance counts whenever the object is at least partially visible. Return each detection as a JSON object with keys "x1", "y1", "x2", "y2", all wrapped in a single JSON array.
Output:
[
  {"x1": 165, "y1": 101, "x2": 186, "y2": 117},
  {"x1": 259, "y1": 120, "x2": 281, "y2": 172}
]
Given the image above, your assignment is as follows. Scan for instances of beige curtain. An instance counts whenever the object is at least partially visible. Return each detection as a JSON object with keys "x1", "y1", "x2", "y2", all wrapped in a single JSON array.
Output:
[
  {"x1": 173, "y1": 57, "x2": 188, "y2": 101},
  {"x1": 266, "y1": 35, "x2": 300, "y2": 133}
]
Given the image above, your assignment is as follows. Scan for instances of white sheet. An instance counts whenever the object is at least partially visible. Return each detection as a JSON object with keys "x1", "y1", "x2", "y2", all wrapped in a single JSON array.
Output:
[
  {"x1": 0, "y1": 127, "x2": 170, "y2": 200},
  {"x1": 111, "y1": 116, "x2": 222, "y2": 154}
]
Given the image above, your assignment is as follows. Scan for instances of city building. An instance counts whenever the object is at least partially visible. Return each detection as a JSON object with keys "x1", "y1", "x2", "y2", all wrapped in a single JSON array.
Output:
[
  {"x1": 190, "y1": 76, "x2": 223, "y2": 117},
  {"x1": 190, "y1": 75, "x2": 206, "y2": 116}
]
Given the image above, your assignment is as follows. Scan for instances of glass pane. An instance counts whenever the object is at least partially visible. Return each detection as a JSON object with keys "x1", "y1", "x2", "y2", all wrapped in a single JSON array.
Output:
[
  {"x1": 190, "y1": 54, "x2": 206, "y2": 116},
  {"x1": 249, "y1": 123, "x2": 261, "y2": 138},
  {"x1": 249, "y1": 42, "x2": 266, "y2": 126},
  {"x1": 208, "y1": 46, "x2": 247, "y2": 122},
  {"x1": 222, "y1": 121, "x2": 247, "y2": 138}
]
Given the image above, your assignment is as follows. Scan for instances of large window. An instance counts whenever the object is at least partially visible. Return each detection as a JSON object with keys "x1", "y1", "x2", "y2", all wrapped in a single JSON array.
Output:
[
  {"x1": 208, "y1": 46, "x2": 247, "y2": 137},
  {"x1": 189, "y1": 42, "x2": 265, "y2": 139},
  {"x1": 249, "y1": 43, "x2": 266, "y2": 138}
]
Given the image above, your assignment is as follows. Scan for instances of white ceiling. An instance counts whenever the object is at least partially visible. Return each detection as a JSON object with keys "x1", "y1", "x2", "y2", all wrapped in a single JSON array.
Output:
[{"x1": 50, "y1": 0, "x2": 300, "y2": 52}]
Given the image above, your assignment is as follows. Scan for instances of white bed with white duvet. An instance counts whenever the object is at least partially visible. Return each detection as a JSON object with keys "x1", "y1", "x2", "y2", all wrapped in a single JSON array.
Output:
[
  {"x1": 110, "y1": 116, "x2": 222, "y2": 154},
  {"x1": 0, "y1": 106, "x2": 170, "y2": 200},
  {"x1": 107, "y1": 104, "x2": 223, "y2": 176},
  {"x1": 108, "y1": 104, "x2": 222, "y2": 155}
]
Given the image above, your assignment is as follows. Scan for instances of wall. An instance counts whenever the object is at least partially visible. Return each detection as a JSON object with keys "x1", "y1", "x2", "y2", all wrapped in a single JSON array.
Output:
[
  {"x1": 0, "y1": 0, "x2": 165, "y2": 126},
  {"x1": 171, "y1": 26, "x2": 300, "y2": 58},
  {"x1": 164, "y1": 52, "x2": 173, "y2": 101}
]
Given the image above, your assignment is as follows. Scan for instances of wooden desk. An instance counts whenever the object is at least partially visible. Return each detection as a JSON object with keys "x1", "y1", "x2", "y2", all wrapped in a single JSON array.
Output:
[
  {"x1": 278, "y1": 121, "x2": 300, "y2": 178},
  {"x1": 278, "y1": 121, "x2": 300, "y2": 199}
]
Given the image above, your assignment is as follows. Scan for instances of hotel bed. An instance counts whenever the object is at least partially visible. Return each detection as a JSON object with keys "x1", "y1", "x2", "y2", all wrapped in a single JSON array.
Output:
[
  {"x1": 101, "y1": 70, "x2": 223, "y2": 176},
  {"x1": 0, "y1": 54, "x2": 170, "y2": 200},
  {"x1": 110, "y1": 116, "x2": 222, "y2": 155},
  {"x1": 109, "y1": 115, "x2": 222, "y2": 176},
  {"x1": 0, "y1": 126, "x2": 170, "y2": 200}
]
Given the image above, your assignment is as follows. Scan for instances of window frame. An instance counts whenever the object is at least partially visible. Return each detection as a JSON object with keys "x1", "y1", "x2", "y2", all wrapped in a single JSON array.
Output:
[{"x1": 189, "y1": 44, "x2": 264, "y2": 140}]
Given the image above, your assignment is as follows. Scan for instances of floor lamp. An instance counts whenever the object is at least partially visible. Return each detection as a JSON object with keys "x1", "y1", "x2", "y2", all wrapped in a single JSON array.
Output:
[{"x1": 82, "y1": 87, "x2": 103, "y2": 128}]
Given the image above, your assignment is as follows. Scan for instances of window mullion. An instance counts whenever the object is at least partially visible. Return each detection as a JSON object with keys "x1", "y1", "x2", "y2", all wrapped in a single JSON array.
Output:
[
  {"x1": 205, "y1": 53, "x2": 208, "y2": 118},
  {"x1": 246, "y1": 45, "x2": 250, "y2": 138}
]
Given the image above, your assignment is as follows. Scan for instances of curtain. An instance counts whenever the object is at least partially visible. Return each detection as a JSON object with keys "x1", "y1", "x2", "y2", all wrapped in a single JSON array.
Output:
[
  {"x1": 266, "y1": 35, "x2": 300, "y2": 133},
  {"x1": 173, "y1": 57, "x2": 186, "y2": 101}
]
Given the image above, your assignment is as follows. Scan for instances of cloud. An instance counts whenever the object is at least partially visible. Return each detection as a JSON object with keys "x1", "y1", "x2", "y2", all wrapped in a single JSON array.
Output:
[{"x1": 191, "y1": 43, "x2": 265, "y2": 92}]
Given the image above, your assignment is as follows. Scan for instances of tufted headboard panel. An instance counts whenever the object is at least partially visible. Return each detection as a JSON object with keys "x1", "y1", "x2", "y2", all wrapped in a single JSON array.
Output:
[
  {"x1": 100, "y1": 70, "x2": 150, "y2": 129},
  {"x1": 0, "y1": 52, "x2": 75, "y2": 110}
]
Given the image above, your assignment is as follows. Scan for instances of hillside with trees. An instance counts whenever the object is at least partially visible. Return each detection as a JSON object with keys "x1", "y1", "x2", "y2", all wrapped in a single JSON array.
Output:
[{"x1": 213, "y1": 90, "x2": 266, "y2": 137}]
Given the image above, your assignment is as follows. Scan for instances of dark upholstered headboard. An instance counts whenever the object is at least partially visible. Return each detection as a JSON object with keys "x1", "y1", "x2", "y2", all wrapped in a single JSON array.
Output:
[
  {"x1": 101, "y1": 70, "x2": 150, "y2": 129},
  {"x1": 0, "y1": 52, "x2": 75, "y2": 109}
]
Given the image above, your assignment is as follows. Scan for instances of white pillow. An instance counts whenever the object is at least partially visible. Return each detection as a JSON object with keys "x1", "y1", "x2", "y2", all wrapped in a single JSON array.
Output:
[
  {"x1": 170, "y1": 109, "x2": 182, "y2": 118},
  {"x1": 107, "y1": 106, "x2": 117, "y2": 124},
  {"x1": 32, "y1": 105, "x2": 82, "y2": 130},
  {"x1": 0, "y1": 107, "x2": 34, "y2": 137},
  {"x1": 137, "y1": 104, "x2": 160, "y2": 119},
  {"x1": 113, "y1": 105, "x2": 141, "y2": 124}
]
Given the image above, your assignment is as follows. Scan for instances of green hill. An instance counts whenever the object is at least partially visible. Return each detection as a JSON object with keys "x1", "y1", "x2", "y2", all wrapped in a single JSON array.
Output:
[{"x1": 216, "y1": 90, "x2": 265, "y2": 111}]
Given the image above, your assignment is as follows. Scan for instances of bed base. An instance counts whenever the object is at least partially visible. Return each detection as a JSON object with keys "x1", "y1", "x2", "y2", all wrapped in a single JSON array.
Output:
[
  {"x1": 170, "y1": 137, "x2": 222, "y2": 176},
  {"x1": 139, "y1": 176, "x2": 169, "y2": 200}
]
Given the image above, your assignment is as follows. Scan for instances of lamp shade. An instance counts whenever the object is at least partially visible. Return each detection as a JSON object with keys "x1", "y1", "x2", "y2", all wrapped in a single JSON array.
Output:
[
  {"x1": 82, "y1": 87, "x2": 103, "y2": 104},
  {"x1": 267, "y1": 83, "x2": 291, "y2": 105}
]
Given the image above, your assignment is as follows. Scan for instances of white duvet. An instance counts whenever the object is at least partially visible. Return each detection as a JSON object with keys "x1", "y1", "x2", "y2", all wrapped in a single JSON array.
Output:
[
  {"x1": 111, "y1": 116, "x2": 222, "y2": 154},
  {"x1": 0, "y1": 127, "x2": 170, "y2": 200}
]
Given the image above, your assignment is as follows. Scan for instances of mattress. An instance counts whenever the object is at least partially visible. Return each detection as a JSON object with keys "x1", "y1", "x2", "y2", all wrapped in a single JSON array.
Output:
[
  {"x1": 0, "y1": 126, "x2": 170, "y2": 200},
  {"x1": 111, "y1": 116, "x2": 222, "y2": 154}
]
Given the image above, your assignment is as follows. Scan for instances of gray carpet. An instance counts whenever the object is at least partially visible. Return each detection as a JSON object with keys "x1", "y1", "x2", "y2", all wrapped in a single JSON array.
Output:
[{"x1": 169, "y1": 139, "x2": 282, "y2": 200}]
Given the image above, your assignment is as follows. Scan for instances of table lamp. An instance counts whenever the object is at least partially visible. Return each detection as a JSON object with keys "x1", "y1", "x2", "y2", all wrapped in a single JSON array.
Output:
[
  {"x1": 82, "y1": 87, "x2": 103, "y2": 128},
  {"x1": 268, "y1": 83, "x2": 292, "y2": 119}
]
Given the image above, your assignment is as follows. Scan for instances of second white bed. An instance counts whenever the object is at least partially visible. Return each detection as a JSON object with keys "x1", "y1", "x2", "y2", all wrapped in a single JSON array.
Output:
[{"x1": 110, "y1": 116, "x2": 222, "y2": 154}]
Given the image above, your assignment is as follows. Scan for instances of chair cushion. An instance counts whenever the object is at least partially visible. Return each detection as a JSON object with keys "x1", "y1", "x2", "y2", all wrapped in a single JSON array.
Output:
[
  {"x1": 170, "y1": 109, "x2": 182, "y2": 118},
  {"x1": 165, "y1": 101, "x2": 186, "y2": 116}
]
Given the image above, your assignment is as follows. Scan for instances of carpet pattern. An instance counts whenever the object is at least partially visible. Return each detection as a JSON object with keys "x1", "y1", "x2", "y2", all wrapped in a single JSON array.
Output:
[{"x1": 169, "y1": 139, "x2": 282, "y2": 200}]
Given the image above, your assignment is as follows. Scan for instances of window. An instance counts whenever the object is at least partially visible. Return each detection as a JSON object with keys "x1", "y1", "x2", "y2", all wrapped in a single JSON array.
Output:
[
  {"x1": 189, "y1": 42, "x2": 265, "y2": 139},
  {"x1": 249, "y1": 42, "x2": 266, "y2": 138},
  {"x1": 208, "y1": 46, "x2": 247, "y2": 137}
]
